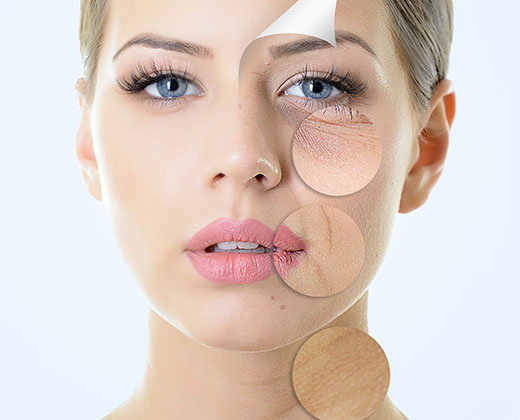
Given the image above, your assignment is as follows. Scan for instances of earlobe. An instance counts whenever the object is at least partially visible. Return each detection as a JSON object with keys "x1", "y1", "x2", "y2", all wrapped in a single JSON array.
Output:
[
  {"x1": 75, "y1": 78, "x2": 103, "y2": 203},
  {"x1": 399, "y1": 80, "x2": 456, "y2": 214}
]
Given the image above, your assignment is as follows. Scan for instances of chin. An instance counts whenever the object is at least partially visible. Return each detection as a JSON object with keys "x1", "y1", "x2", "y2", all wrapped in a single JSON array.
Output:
[
  {"x1": 193, "y1": 292, "x2": 297, "y2": 352},
  {"x1": 147, "y1": 268, "x2": 354, "y2": 352},
  {"x1": 189, "y1": 323, "x2": 289, "y2": 353},
  {"x1": 170, "y1": 277, "x2": 320, "y2": 352}
]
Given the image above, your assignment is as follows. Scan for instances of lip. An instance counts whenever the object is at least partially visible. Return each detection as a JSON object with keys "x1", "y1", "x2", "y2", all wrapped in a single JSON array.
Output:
[
  {"x1": 272, "y1": 223, "x2": 307, "y2": 279},
  {"x1": 185, "y1": 218, "x2": 306, "y2": 284}
]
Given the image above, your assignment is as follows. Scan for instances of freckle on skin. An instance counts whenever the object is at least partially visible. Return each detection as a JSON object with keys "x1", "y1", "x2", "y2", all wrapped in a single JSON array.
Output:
[
  {"x1": 271, "y1": 295, "x2": 275, "y2": 300},
  {"x1": 280, "y1": 305, "x2": 286, "y2": 310}
]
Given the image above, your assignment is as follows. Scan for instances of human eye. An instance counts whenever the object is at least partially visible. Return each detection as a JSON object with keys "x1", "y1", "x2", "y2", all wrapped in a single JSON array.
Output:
[
  {"x1": 280, "y1": 65, "x2": 367, "y2": 109},
  {"x1": 115, "y1": 61, "x2": 203, "y2": 109},
  {"x1": 285, "y1": 78, "x2": 340, "y2": 100}
]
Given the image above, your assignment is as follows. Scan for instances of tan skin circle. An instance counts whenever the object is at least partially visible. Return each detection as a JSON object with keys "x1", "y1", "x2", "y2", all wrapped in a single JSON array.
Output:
[
  {"x1": 292, "y1": 107, "x2": 383, "y2": 197},
  {"x1": 274, "y1": 204, "x2": 365, "y2": 297},
  {"x1": 292, "y1": 327, "x2": 390, "y2": 420}
]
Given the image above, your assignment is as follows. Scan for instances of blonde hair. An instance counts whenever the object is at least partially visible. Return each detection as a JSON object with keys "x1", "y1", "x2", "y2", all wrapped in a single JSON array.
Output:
[
  {"x1": 78, "y1": 0, "x2": 453, "y2": 112},
  {"x1": 385, "y1": 0, "x2": 453, "y2": 113},
  {"x1": 79, "y1": 0, "x2": 108, "y2": 105}
]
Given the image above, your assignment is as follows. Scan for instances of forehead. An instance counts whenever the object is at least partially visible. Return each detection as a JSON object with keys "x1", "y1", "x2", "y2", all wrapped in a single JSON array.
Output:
[{"x1": 102, "y1": 0, "x2": 392, "y2": 64}]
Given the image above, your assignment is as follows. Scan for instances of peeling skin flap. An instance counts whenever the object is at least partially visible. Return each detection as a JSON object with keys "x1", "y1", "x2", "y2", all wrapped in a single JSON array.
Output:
[{"x1": 255, "y1": 0, "x2": 338, "y2": 47}]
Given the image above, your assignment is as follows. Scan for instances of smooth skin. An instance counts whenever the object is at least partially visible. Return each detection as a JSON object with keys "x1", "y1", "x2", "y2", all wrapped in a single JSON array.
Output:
[{"x1": 75, "y1": 0, "x2": 455, "y2": 419}]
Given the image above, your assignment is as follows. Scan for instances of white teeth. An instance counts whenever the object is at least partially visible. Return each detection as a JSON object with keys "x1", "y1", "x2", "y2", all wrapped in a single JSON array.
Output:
[
  {"x1": 216, "y1": 241, "x2": 260, "y2": 250},
  {"x1": 211, "y1": 241, "x2": 268, "y2": 253},
  {"x1": 217, "y1": 241, "x2": 238, "y2": 250},
  {"x1": 238, "y1": 242, "x2": 260, "y2": 250}
]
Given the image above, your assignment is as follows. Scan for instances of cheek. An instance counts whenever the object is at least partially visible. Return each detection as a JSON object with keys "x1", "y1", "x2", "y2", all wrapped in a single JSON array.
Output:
[
  {"x1": 286, "y1": 104, "x2": 415, "y2": 307},
  {"x1": 91, "y1": 94, "x2": 200, "y2": 283}
]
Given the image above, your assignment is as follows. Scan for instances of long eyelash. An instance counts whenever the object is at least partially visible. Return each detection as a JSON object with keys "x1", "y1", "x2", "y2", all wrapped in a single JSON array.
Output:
[
  {"x1": 300, "y1": 64, "x2": 367, "y2": 95},
  {"x1": 291, "y1": 64, "x2": 368, "y2": 112},
  {"x1": 116, "y1": 62, "x2": 367, "y2": 113},
  {"x1": 116, "y1": 61, "x2": 196, "y2": 94}
]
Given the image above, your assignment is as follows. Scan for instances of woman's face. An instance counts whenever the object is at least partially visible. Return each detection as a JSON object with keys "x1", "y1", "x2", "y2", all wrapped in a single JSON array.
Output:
[{"x1": 87, "y1": 0, "x2": 418, "y2": 351}]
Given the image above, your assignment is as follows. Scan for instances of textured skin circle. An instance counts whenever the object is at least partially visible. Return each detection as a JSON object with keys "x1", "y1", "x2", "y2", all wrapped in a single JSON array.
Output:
[
  {"x1": 292, "y1": 327, "x2": 390, "y2": 420},
  {"x1": 292, "y1": 107, "x2": 382, "y2": 197},
  {"x1": 274, "y1": 205, "x2": 365, "y2": 297}
]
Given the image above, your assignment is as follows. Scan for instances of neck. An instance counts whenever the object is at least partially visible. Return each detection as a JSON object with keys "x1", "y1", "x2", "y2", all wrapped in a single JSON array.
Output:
[{"x1": 118, "y1": 291, "x2": 404, "y2": 420}]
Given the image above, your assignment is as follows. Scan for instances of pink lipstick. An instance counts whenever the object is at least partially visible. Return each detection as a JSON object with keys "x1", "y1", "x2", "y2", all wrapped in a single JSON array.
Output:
[{"x1": 185, "y1": 218, "x2": 305, "y2": 284}]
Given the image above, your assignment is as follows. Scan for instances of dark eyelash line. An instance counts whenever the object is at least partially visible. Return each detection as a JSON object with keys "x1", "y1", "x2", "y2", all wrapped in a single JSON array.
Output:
[
  {"x1": 116, "y1": 60, "x2": 197, "y2": 94},
  {"x1": 115, "y1": 61, "x2": 368, "y2": 112},
  {"x1": 298, "y1": 63, "x2": 367, "y2": 97},
  {"x1": 289, "y1": 64, "x2": 369, "y2": 119},
  {"x1": 286, "y1": 64, "x2": 368, "y2": 113}
]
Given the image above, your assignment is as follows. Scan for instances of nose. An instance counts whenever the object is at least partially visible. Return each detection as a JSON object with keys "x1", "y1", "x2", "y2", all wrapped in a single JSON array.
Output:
[{"x1": 201, "y1": 101, "x2": 283, "y2": 192}]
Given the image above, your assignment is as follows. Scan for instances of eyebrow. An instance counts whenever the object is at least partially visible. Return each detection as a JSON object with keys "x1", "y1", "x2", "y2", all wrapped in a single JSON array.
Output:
[
  {"x1": 112, "y1": 30, "x2": 377, "y2": 63},
  {"x1": 112, "y1": 33, "x2": 215, "y2": 61},
  {"x1": 268, "y1": 30, "x2": 378, "y2": 60}
]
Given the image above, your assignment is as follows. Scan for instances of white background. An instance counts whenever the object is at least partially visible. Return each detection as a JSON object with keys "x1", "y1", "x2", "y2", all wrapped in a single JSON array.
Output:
[{"x1": 1, "y1": 1, "x2": 519, "y2": 419}]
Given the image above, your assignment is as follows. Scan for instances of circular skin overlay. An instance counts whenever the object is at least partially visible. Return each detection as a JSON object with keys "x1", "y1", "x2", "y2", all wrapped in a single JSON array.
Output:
[
  {"x1": 273, "y1": 205, "x2": 365, "y2": 297},
  {"x1": 292, "y1": 327, "x2": 390, "y2": 420},
  {"x1": 292, "y1": 107, "x2": 382, "y2": 197}
]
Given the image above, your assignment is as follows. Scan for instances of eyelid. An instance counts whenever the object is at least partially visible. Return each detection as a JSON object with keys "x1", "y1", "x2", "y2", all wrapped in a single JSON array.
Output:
[
  {"x1": 116, "y1": 60, "x2": 204, "y2": 91},
  {"x1": 130, "y1": 76, "x2": 204, "y2": 110},
  {"x1": 284, "y1": 80, "x2": 343, "y2": 99},
  {"x1": 143, "y1": 78, "x2": 203, "y2": 99},
  {"x1": 116, "y1": 61, "x2": 368, "y2": 113},
  {"x1": 278, "y1": 66, "x2": 367, "y2": 97},
  {"x1": 270, "y1": 68, "x2": 369, "y2": 124},
  {"x1": 277, "y1": 68, "x2": 334, "y2": 94},
  {"x1": 276, "y1": 69, "x2": 365, "y2": 113},
  {"x1": 115, "y1": 61, "x2": 206, "y2": 109},
  {"x1": 139, "y1": 95, "x2": 192, "y2": 111}
]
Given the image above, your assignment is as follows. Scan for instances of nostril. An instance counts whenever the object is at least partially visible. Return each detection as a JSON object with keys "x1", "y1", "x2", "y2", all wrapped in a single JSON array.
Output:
[{"x1": 255, "y1": 173, "x2": 265, "y2": 182}]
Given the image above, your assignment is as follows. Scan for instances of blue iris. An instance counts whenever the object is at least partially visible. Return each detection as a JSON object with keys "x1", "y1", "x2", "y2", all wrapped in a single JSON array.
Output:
[
  {"x1": 300, "y1": 79, "x2": 333, "y2": 99},
  {"x1": 156, "y1": 78, "x2": 189, "y2": 98}
]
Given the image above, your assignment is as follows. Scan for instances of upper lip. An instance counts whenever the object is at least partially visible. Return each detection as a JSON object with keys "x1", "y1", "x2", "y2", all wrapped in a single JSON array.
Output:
[{"x1": 186, "y1": 218, "x2": 275, "y2": 252}]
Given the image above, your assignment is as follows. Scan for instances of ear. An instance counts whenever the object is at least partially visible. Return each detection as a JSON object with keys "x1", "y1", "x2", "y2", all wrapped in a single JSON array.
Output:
[
  {"x1": 399, "y1": 79, "x2": 456, "y2": 213},
  {"x1": 75, "y1": 78, "x2": 102, "y2": 202}
]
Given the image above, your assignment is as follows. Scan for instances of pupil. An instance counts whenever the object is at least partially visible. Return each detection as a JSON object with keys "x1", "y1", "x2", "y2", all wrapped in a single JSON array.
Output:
[
  {"x1": 312, "y1": 81, "x2": 324, "y2": 93},
  {"x1": 168, "y1": 79, "x2": 180, "y2": 92}
]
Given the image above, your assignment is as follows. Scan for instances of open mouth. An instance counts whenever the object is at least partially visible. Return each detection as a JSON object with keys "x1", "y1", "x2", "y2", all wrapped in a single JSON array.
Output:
[
  {"x1": 185, "y1": 218, "x2": 306, "y2": 284},
  {"x1": 205, "y1": 242, "x2": 278, "y2": 254}
]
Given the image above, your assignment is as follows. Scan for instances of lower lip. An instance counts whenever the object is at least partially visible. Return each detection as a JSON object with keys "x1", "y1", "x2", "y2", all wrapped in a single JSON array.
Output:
[{"x1": 185, "y1": 249, "x2": 305, "y2": 284}]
